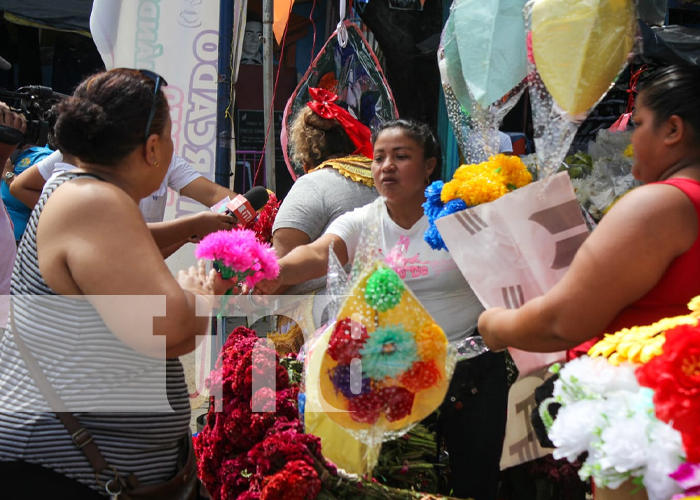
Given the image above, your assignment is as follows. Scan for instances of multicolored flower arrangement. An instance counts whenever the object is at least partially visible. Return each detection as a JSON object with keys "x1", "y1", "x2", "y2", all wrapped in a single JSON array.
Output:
[
  {"x1": 319, "y1": 262, "x2": 453, "y2": 435},
  {"x1": 541, "y1": 297, "x2": 700, "y2": 500},
  {"x1": 423, "y1": 154, "x2": 532, "y2": 250}
]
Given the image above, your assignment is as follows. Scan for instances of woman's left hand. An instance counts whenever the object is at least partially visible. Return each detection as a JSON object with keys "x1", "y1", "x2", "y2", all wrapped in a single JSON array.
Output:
[{"x1": 178, "y1": 260, "x2": 237, "y2": 298}]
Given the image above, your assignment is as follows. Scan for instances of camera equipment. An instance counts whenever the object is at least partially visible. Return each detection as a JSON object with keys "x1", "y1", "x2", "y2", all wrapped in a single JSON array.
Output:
[{"x1": 0, "y1": 85, "x2": 67, "y2": 146}]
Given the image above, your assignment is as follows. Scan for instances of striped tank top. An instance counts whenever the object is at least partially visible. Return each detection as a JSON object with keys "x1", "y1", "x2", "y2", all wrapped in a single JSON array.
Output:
[{"x1": 0, "y1": 172, "x2": 191, "y2": 490}]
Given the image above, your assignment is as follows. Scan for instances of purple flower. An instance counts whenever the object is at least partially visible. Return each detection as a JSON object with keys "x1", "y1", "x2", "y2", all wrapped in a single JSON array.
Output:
[{"x1": 329, "y1": 364, "x2": 372, "y2": 398}]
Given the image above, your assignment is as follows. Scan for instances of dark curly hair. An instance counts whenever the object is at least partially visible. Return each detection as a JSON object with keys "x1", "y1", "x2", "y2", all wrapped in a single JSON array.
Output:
[
  {"x1": 54, "y1": 68, "x2": 169, "y2": 166},
  {"x1": 371, "y1": 118, "x2": 443, "y2": 182},
  {"x1": 288, "y1": 106, "x2": 357, "y2": 170}
]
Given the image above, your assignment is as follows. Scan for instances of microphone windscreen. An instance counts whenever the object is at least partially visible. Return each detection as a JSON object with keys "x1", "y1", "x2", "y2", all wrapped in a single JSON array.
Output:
[{"x1": 243, "y1": 186, "x2": 270, "y2": 211}]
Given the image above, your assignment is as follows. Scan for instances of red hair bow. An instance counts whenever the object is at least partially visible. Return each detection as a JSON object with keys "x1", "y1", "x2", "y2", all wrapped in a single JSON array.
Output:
[{"x1": 306, "y1": 87, "x2": 373, "y2": 159}]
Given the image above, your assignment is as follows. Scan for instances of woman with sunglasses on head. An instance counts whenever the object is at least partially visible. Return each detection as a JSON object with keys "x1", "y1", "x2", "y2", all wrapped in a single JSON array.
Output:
[
  {"x1": 479, "y1": 64, "x2": 700, "y2": 357},
  {"x1": 0, "y1": 69, "x2": 233, "y2": 498}
]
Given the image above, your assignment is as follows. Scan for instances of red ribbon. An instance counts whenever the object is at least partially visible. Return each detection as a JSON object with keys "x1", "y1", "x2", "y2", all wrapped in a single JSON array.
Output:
[{"x1": 306, "y1": 87, "x2": 373, "y2": 159}]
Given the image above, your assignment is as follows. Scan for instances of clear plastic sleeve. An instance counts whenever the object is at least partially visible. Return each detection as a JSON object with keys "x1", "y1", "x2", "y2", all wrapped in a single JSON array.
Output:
[
  {"x1": 525, "y1": 0, "x2": 640, "y2": 178},
  {"x1": 302, "y1": 198, "x2": 457, "y2": 474},
  {"x1": 438, "y1": 0, "x2": 528, "y2": 164}
]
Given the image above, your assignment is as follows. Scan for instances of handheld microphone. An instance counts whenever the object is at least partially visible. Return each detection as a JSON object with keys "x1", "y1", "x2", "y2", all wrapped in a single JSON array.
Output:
[{"x1": 222, "y1": 186, "x2": 270, "y2": 227}]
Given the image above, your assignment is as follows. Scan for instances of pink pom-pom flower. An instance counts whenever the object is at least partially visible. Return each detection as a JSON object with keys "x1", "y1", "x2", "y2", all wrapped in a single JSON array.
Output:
[{"x1": 195, "y1": 228, "x2": 280, "y2": 288}]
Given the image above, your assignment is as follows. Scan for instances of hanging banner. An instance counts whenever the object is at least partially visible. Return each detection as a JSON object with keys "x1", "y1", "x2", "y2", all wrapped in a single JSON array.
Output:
[
  {"x1": 90, "y1": 0, "x2": 223, "y2": 410},
  {"x1": 90, "y1": 0, "x2": 221, "y2": 229}
]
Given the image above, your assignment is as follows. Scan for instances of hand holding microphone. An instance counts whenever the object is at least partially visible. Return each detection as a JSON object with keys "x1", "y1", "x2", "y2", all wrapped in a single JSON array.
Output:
[
  {"x1": 186, "y1": 212, "x2": 237, "y2": 243},
  {"x1": 188, "y1": 186, "x2": 271, "y2": 242}
]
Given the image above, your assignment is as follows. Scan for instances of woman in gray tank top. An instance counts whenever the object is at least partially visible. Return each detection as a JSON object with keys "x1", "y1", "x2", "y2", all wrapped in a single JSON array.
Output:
[{"x1": 0, "y1": 69, "x2": 231, "y2": 498}]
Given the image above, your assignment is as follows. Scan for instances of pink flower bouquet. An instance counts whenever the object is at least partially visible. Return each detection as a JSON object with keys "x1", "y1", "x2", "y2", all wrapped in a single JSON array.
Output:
[{"x1": 195, "y1": 229, "x2": 280, "y2": 315}]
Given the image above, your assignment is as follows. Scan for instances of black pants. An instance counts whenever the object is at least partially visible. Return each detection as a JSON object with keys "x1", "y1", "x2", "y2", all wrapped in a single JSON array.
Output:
[
  {"x1": 438, "y1": 351, "x2": 509, "y2": 500},
  {"x1": 0, "y1": 460, "x2": 104, "y2": 499}
]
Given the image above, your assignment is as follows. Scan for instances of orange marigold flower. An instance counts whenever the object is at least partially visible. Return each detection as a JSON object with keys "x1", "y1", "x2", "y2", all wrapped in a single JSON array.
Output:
[{"x1": 416, "y1": 323, "x2": 447, "y2": 360}]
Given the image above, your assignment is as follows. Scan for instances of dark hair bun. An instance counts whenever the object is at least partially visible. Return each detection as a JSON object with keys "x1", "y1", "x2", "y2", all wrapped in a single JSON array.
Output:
[
  {"x1": 52, "y1": 69, "x2": 169, "y2": 166},
  {"x1": 54, "y1": 97, "x2": 113, "y2": 163}
]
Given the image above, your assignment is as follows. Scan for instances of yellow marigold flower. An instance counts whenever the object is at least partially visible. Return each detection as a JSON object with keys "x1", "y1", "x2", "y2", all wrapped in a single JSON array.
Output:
[
  {"x1": 623, "y1": 144, "x2": 634, "y2": 158},
  {"x1": 639, "y1": 335, "x2": 666, "y2": 364},
  {"x1": 458, "y1": 174, "x2": 507, "y2": 206},
  {"x1": 490, "y1": 154, "x2": 533, "y2": 189},
  {"x1": 608, "y1": 352, "x2": 623, "y2": 366},
  {"x1": 589, "y1": 310, "x2": 699, "y2": 364},
  {"x1": 441, "y1": 180, "x2": 460, "y2": 203},
  {"x1": 688, "y1": 295, "x2": 700, "y2": 313},
  {"x1": 416, "y1": 323, "x2": 447, "y2": 360},
  {"x1": 453, "y1": 163, "x2": 491, "y2": 182},
  {"x1": 441, "y1": 155, "x2": 532, "y2": 208}
]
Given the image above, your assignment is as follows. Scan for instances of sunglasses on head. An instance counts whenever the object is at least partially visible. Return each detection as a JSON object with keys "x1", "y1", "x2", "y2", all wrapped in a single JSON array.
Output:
[{"x1": 137, "y1": 69, "x2": 168, "y2": 142}]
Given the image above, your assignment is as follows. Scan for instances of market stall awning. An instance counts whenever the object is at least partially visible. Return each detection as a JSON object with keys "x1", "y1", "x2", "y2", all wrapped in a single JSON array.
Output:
[{"x1": 2, "y1": 0, "x2": 93, "y2": 34}]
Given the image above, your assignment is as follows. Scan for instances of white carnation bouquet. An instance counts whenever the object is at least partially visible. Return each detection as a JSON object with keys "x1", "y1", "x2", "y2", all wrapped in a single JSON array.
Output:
[{"x1": 541, "y1": 357, "x2": 685, "y2": 500}]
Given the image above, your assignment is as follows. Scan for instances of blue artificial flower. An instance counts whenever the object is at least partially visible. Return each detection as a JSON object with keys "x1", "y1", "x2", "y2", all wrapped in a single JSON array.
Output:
[
  {"x1": 424, "y1": 199, "x2": 469, "y2": 251},
  {"x1": 423, "y1": 180, "x2": 445, "y2": 223},
  {"x1": 425, "y1": 180, "x2": 444, "y2": 205},
  {"x1": 298, "y1": 392, "x2": 306, "y2": 423},
  {"x1": 441, "y1": 198, "x2": 468, "y2": 216},
  {"x1": 359, "y1": 325, "x2": 418, "y2": 380},
  {"x1": 424, "y1": 223, "x2": 447, "y2": 251}
]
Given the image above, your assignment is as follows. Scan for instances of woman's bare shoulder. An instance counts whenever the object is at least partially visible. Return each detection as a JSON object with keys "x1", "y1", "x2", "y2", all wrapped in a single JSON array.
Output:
[
  {"x1": 593, "y1": 181, "x2": 698, "y2": 255},
  {"x1": 44, "y1": 176, "x2": 142, "y2": 222}
]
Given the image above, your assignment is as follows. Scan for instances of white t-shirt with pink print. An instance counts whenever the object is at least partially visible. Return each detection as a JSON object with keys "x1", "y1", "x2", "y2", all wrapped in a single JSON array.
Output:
[{"x1": 326, "y1": 200, "x2": 484, "y2": 344}]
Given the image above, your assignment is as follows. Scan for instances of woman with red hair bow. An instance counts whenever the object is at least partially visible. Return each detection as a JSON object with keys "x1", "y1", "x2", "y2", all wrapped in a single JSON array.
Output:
[{"x1": 272, "y1": 88, "x2": 379, "y2": 328}]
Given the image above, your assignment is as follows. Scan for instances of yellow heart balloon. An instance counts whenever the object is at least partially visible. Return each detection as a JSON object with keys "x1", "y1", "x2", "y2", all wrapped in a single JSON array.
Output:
[{"x1": 531, "y1": 0, "x2": 636, "y2": 116}]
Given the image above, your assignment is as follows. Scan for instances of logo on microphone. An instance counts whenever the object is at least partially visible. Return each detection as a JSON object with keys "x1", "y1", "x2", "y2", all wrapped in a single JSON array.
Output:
[{"x1": 226, "y1": 195, "x2": 256, "y2": 225}]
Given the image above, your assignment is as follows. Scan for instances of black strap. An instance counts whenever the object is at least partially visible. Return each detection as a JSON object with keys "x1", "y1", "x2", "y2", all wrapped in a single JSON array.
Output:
[{"x1": 8, "y1": 302, "x2": 120, "y2": 486}]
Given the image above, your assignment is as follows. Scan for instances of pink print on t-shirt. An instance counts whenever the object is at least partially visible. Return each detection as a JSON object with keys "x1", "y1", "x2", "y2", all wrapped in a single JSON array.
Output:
[{"x1": 384, "y1": 235, "x2": 457, "y2": 279}]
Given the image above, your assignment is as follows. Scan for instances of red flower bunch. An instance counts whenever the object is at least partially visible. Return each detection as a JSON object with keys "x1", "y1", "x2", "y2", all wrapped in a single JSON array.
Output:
[
  {"x1": 260, "y1": 460, "x2": 321, "y2": 500},
  {"x1": 194, "y1": 327, "x2": 336, "y2": 500},
  {"x1": 327, "y1": 317, "x2": 369, "y2": 364},
  {"x1": 636, "y1": 324, "x2": 700, "y2": 462},
  {"x1": 250, "y1": 191, "x2": 280, "y2": 245}
]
